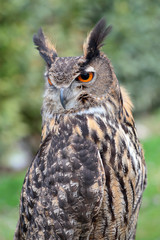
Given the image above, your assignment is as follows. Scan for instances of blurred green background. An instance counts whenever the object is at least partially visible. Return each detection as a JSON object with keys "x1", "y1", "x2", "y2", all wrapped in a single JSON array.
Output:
[{"x1": 0, "y1": 0, "x2": 160, "y2": 239}]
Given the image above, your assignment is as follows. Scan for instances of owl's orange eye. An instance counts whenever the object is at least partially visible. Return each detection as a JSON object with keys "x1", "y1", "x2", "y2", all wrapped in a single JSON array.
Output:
[
  {"x1": 48, "y1": 77, "x2": 53, "y2": 86},
  {"x1": 77, "y1": 72, "x2": 94, "y2": 82}
]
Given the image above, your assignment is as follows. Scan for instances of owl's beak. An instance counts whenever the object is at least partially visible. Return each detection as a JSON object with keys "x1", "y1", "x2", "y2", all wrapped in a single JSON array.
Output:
[{"x1": 60, "y1": 88, "x2": 66, "y2": 109}]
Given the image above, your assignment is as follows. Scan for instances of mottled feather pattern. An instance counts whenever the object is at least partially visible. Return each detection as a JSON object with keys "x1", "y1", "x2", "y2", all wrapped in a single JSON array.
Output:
[
  {"x1": 15, "y1": 18, "x2": 147, "y2": 240},
  {"x1": 15, "y1": 105, "x2": 146, "y2": 239},
  {"x1": 15, "y1": 115, "x2": 106, "y2": 239}
]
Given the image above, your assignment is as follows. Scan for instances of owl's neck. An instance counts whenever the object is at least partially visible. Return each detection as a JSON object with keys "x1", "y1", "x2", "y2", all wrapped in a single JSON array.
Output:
[
  {"x1": 41, "y1": 86, "x2": 135, "y2": 143},
  {"x1": 41, "y1": 100, "x2": 119, "y2": 143}
]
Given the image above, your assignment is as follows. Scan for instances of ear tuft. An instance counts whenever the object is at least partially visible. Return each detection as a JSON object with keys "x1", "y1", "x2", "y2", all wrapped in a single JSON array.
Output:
[
  {"x1": 83, "y1": 18, "x2": 112, "y2": 61},
  {"x1": 33, "y1": 28, "x2": 57, "y2": 67}
]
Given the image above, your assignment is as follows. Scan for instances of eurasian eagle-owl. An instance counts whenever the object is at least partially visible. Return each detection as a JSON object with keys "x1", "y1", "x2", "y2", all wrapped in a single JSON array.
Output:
[{"x1": 14, "y1": 18, "x2": 147, "y2": 240}]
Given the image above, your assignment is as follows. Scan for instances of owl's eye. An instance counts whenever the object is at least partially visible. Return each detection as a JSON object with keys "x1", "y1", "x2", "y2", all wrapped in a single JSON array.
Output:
[
  {"x1": 77, "y1": 72, "x2": 94, "y2": 82},
  {"x1": 48, "y1": 77, "x2": 53, "y2": 86}
]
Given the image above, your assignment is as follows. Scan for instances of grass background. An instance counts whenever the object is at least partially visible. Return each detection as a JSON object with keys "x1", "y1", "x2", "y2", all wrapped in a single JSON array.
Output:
[{"x1": 0, "y1": 112, "x2": 160, "y2": 240}]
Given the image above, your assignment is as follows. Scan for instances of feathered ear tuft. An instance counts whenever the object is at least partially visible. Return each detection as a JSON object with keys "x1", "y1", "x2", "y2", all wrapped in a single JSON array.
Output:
[
  {"x1": 83, "y1": 18, "x2": 112, "y2": 61},
  {"x1": 33, "y1": 28, "x2": 57, "y2": 67}
]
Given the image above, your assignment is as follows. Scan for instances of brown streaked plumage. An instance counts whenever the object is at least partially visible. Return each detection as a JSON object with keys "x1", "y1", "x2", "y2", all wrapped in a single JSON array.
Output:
[{"x1": 14, "y1": 18, "x2": 147, "y2": 240}]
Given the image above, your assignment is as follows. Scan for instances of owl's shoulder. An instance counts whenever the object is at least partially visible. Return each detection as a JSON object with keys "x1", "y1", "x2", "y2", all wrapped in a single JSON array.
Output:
[{"x1": 120, "y1": 86, "x2": 134, "y2": 127}]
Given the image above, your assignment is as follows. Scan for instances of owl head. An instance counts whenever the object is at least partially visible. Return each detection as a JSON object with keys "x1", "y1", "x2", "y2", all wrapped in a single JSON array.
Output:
[{"x1": 33, "y1": 19, "x2": 121, "y2": 121}]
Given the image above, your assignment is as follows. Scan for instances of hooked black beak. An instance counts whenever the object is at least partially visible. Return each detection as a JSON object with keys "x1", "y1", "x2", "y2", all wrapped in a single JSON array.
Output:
[{"x1": 60, "y1": 88, "x2": 66, "y2": 109}]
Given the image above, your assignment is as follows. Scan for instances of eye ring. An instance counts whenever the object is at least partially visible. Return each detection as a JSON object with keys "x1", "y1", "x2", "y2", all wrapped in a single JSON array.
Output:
[
  {"x1": 77, "y1": 72, "x2": 94, "y2": 83},
  {"x1": 48, "y1": 77, "x2": 53, "y2": 86}
]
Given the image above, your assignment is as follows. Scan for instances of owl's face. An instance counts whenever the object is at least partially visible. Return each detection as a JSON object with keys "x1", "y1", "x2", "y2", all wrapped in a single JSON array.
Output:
[{"x1": 33, "y1": 19, "x2": 120, "y2": 119}]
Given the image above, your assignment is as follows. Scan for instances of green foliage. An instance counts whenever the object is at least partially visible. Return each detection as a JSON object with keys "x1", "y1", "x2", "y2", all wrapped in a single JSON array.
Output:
[
  {"x1": 0, "y1": 171, "x2": 25, "y2": 240},
  {"x1": 105, "y1": 1, "x2": 160, "y2": 114},
  {"x1": 136, "y1": 136, "x2": 160, "y2": 239},
  {"x1": 0, "y1": 172, "x2": 25, "y2": 209}
]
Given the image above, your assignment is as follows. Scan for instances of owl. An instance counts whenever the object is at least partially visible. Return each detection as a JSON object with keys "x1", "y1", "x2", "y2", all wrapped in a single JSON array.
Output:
[{"x1": 14, "y1": 19, "x2": 147, "y2": 240}]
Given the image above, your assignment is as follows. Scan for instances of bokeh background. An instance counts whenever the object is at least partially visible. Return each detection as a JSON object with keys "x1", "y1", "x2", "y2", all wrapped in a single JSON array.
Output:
[{"x1": 0, "y1": 0, "x2": 160, "y2": 239}]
